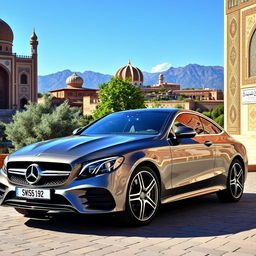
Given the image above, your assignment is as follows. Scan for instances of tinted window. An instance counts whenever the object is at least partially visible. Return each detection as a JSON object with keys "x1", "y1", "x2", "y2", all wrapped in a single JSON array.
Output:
[
  {"x1": 81, "y1": 111, "x2": 170, "y2": 135},
  {"x1": 200, "y1": 117, "x2": 222, "y2": 134},
  {"x1": 172, "y1": 113, "x2": 204, "y2": 135}
]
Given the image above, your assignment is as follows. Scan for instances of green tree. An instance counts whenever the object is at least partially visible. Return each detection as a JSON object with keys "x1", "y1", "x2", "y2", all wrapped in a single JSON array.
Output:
[
  {"x1": 174, "y1": 104, "x2": 184, "y2": 109},
  {"x1": 5, "y1": 95, "x2": 83, "y2": 150},
  {"x1": 201, "y1": 104, "x2": 224, "y2": 128},
  {"x1": 202, "y1": 111, "x2": 211, "y2": 118},
  {"x1": 214, "y1": 114, "x2": 224, "y2": 128},
  {"x1": 93, "y1": 77, "x2": 145, "y2": 119},
  {"x1": 211, "y1": 104, "x2": 224, "y2": 119}
]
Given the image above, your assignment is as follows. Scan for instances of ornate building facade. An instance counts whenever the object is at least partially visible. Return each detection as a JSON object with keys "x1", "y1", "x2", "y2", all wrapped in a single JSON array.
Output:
[
  {"x1": 0, "y1": 19, "x2": 38, "y2": 109},
  {"x1": 225, "y1": 0, "x2": 256, "y2": 167},
  {"x1": 225, "y1": 0, "x2": 256, "y2": 135}
]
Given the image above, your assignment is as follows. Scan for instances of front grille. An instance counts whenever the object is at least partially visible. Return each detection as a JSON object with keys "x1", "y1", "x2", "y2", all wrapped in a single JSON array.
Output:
[
  {"x1": 7, "y1": 161, "x2": 72, "y2": 187},
  {"x1": 4, "y1": 191, "x2": 74, "y2": 212},
  {"x1": 79, "y1": 188, "x2": 116, "y2": 211}
]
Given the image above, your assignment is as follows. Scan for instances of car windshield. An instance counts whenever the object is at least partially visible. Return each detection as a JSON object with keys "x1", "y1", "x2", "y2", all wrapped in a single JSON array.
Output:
[{"x1": 81, "y1": 111, "x2": 170, "y2": 135}]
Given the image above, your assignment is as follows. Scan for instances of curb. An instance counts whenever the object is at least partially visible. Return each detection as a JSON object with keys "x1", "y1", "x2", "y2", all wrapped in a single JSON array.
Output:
[{"x1": 248, "y1": 165, "x2": 256, "y2": 172}]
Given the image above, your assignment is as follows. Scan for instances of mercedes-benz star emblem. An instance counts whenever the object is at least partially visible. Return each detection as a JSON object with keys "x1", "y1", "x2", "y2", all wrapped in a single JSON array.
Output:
[{"x1": 25, "y1": 164, "x2": 41, "y2": 185}]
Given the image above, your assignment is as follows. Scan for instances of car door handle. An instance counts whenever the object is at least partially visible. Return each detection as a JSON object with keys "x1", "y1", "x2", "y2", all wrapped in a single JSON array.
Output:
[{"x1": 204, "y1": 140, "x2": 213, "y2": 147}]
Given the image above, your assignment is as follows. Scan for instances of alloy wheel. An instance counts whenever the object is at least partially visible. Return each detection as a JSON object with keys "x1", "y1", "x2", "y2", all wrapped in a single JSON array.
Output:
[
  {"x1": 229, "y1": 162, "x2": 244, "y2": 199},
  {"x1": 128, "y1": 170, "x2": 159, "y2": 222}
]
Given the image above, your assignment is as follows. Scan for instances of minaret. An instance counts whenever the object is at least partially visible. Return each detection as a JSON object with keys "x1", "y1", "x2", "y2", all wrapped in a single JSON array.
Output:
[
  {"x1": 30, "y1": 29, "x2": 38, "y2": 102},
  {"x1": 159, "y1": 73, "x2": 164, "y2": 85}
]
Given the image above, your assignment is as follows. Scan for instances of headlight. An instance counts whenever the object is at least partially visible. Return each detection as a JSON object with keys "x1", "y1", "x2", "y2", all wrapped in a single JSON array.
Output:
[
  {"x1": 1, "y1": 156, "x2": 8, "y2": 175},
  {"x1": 79, "y1": 156, "x2": 124, "y2": 177}
]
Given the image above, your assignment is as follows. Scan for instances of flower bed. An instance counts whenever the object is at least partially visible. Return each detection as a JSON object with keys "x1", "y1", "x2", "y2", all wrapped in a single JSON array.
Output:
[{"x1": 0, "y1": 154, "x2": 8, "y2": 169}]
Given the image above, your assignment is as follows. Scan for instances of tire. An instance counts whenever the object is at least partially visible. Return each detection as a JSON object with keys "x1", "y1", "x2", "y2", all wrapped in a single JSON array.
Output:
[
  {"x1": 217, "y1": 159, "x2": 245, "y2": 203},
  {"x1": 121, "y1": 165, "x2": 160, "y2": 226},
  {"x1": 15, "y1": 208, "x2": 48, "y2": 218}
]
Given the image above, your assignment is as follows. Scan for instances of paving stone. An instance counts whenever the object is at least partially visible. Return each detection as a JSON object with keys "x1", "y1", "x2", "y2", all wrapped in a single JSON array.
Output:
[{"x1": 0, "y1": 173, "x2": 255, "y2": 256}]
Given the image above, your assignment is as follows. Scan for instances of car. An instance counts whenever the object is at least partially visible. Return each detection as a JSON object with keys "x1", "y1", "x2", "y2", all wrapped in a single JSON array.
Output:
[{"x1": 0, "y1": 109, "x2": 248, "y2": 225}]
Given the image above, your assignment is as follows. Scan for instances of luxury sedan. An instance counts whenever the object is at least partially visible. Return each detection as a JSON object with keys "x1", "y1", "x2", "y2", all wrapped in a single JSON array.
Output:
[{"x1": 0, "y1": 109, "x2": 248, "y2": 225}]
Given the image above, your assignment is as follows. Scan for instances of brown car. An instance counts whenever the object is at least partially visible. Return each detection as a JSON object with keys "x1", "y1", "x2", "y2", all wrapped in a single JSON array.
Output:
[{"x1": 0, "y1": 109, "x2": 248, "y2": 225}]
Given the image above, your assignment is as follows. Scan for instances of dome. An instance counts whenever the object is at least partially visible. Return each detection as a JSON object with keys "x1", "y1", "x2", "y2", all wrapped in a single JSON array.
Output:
[
  {"x1": 0, "y1": 19, "x2": 14, "y2": 42},
  {"x1": 66, "y1": 73, "x2": 83, "y2": 88},
  {"x1": 115, "y1": 60, "x2": 143, "y2": 85}
]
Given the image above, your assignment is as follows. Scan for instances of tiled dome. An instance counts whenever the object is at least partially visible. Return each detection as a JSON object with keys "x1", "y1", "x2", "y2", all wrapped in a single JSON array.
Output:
[
  {"x1": 66, "y1": 73, "x2": 84, "y2": 88},
  {"x1": 115, "y1": 61, "x2": 143, "y2": 85},
  {"x1": 0, "y1": 19, "x2": 14, "y2": 42}
]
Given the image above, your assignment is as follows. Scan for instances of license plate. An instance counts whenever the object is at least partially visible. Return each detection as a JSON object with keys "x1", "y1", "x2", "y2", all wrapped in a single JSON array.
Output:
[{"x1": 16, "y1": 188, "x2": 51, "y2": 200}]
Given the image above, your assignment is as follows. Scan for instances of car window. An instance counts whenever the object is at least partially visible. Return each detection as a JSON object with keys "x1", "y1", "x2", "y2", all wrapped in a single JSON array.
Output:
[
  {"x1": 172, "y1": 113, "x2": 204, "y2": 135},
  {"x1": 200, "y1": 117, "x2": 222, "y2": 134},
  {"x1": 81, "y1": 111, "x2": 170, "y2": 135}
]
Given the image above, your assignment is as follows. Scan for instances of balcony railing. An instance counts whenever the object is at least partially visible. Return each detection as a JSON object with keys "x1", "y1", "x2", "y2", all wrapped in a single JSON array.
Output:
[{"x1": 0, "y1": 52, "x2": 31, "y2": 59}]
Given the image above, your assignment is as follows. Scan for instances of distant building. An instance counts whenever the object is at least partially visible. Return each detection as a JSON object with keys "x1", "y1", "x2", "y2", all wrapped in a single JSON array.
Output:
[
  {"x1": 0, "y1": 19, "x2": 38, "y2": 110},
  {"x1": 153, "y1": 73, "x2": 180, "y2": 90},
  {"x1": 142, "y1": 74, "x2": 223, "y2": 101},
  {"x1": 50, "y1": 73, "x2": 98, "y2": 114},
  {"x1": 173, "y1": 89, "x2": 224, "y2": 100}
]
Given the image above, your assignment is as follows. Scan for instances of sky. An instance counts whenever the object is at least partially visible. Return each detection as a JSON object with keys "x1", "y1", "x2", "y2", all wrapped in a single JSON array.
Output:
[{"x1": 0, "y1": 0, "x2": 224, "y2": 76}]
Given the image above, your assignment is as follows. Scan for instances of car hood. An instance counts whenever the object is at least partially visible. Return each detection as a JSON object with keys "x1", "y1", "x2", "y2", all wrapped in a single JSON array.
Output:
[{"x1": 9, "y1": 134, "x2": 158, "y2": 164}]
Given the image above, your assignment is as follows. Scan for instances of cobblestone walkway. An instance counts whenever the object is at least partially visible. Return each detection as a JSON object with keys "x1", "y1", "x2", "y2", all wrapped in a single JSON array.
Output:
[{"x1": 0, "y1": 173, "x2": 256, "y2": 256}]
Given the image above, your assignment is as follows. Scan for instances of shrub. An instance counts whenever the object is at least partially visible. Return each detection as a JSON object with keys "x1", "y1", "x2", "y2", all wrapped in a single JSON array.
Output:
[
  {"x1": 214, "y1": 114, "x2": 224, "y2": 128},
  {"x1": 5, "y1": 95, "x2": 83, "y2": 150},
  {"x1": 174, "y1": 104, "x2": 184, "y2": 109}
]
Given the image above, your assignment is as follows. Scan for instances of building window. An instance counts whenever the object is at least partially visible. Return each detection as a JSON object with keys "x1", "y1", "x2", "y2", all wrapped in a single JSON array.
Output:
[
  {"x1": 240, "y1": 0, "x2": 249, "y2": 3},
  {"x1": 249, "y1": 29, "x2": 256, "y2": 77},
  {"x1": 20, "y1": 74, "x2": 28, "y2": 84},
  {"x1": 229, "y1": 0, "x2": 238, "y2": 8},
  {"x1": 0, "y1": 46, "x2": 2, "y2": 51},
  {"x1": 67, "y1": 92, "x2": 73, "y2": 96},
  {"x1": 5, "y1": 46, "x2": 8, "y2": 51}
]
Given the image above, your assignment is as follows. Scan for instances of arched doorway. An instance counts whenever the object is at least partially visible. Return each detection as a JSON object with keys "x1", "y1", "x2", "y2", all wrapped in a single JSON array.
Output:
[
  {"x1": 0, "y1": 67, "x2": 9, "y2": 109},
  {"x1": 20, "y1": 98, "x2": 28, "y2": 109}
]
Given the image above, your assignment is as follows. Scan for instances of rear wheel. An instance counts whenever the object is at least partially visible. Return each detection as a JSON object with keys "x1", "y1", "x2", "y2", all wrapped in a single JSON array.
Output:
[
  {"x1": 122, "y1": 165, "x2": 160, "y2": 226},
  {"x1": 217, "y1": 159, "x2": 245, "y2": 202},
  {"x1": 15, "y1": 208, "x2": 48, "y2": 218}
]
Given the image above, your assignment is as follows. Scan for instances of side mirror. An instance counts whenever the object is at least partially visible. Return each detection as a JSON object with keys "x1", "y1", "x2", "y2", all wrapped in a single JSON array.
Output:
[
  {"x1": 72, "y1": 128, "x2": 82, "y2": 135},
  {"x1": 174, "y1": 125, "x2": 196, "y2": 139}
]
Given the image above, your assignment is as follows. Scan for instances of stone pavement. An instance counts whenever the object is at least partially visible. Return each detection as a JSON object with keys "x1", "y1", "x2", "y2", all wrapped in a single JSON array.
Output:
[{"x1": 0, "y1": 173, "x2": 256, "y2": 256}]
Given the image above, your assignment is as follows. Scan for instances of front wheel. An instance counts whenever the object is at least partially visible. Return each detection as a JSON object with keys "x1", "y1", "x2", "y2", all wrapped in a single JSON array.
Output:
[
  {"x1": 122, "y1": 166, "x2": 160, "y2": 226},
  {"x1": 217, "y1": 159, "x2": 245, "y2": 202}
]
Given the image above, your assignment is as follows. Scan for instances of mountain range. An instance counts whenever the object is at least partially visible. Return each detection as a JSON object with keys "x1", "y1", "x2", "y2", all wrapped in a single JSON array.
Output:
[{"x1": 38, "y1": 64, "x2": 224, "y2": 92}]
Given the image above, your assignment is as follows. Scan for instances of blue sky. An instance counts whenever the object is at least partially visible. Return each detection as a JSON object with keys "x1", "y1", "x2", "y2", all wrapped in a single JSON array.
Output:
[{"x1": 1, "y1": 0, "x2": 224, "y2": 75}]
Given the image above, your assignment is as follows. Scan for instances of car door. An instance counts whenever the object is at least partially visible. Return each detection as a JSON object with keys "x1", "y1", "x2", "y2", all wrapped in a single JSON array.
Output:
[{"x1": 169, "y1": 113, "x2": 215, "y2": 195}]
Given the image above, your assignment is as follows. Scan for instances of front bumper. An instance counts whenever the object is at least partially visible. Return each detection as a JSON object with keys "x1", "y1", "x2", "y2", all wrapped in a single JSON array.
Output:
[{"x1": 0, "y1": 164, "x2": 130, "y2": 214}]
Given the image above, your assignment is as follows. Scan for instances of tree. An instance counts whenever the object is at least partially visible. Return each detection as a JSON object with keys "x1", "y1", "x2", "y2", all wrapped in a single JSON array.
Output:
[
  {"x1": 93, "y1": 77, "x2": 145, "y2": 119},
  {"x1": 201, "y1": 104, "x2": 224, "y2": 128},
  {"x1": 5, "y1": 95, "x2": 83, "y2": 150},
  {"x1": 211, "y1": 105, "x2": 224, "y2": 119},
  {"x1": 214, "y1": 114, "x2": 224, "y2": 128},
  {"x1": 174, "y1": 104, "x2": 184, "y2": 109}
]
